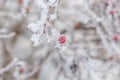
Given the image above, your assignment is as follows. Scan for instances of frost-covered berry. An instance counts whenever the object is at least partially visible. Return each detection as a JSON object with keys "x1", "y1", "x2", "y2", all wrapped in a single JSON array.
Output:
[
  {"x1": 109, "y1": 9, "x2": 115, "y2": 14},
  {"x1": 58, "y1": 35, "x2": 66, "y2": 44},
  {"x1": 19, "y1": 67, "x2": 24, "y2": 74},
  {"x1": 74, "y1": 22, "x2": 80, "y2": 29},
  {"x1": 109, "y1": 56, "x2": 114, "y2": 60},
  {"x1": 113, "y1": 34, "x2": 118, "y2": 41},
  {"x1": 25, "y1": 7, "x2": 30, "y2": 13},
  {"x1": 18, "y1": 0, "x2": 22, "y2": 4}
]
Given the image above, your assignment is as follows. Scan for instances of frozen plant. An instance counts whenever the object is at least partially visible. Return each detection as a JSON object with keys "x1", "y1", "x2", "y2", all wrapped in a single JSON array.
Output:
[
  {"x1": 1, "y1": 0, "x2": 120, "y2": 80},
  {"x1": 27, "y1": 0, "x2": 68, "y2": 51}
]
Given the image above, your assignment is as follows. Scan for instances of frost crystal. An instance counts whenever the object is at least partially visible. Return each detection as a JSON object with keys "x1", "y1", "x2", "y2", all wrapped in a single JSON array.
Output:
[
  {"x1": 50, "y1": 13, "x2": 57, "y2": 20},
  {"x1": 46, "y1": 35, "x2": 53, "y2": 43},
  {"x1": 40, "y1": 9, "x2": 49, "y2": 21},
  {"x1": 51, "y1": 28, "x2": 60, "y2": 39}
]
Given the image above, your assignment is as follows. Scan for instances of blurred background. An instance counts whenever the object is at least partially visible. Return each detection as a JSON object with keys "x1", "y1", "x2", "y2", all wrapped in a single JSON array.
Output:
[{"x1": 0, "y1": 0, "x2": 120, "y2": 80}]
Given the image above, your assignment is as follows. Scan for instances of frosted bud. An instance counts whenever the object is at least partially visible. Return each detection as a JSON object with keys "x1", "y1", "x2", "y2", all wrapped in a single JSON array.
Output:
[
  {"x1": 40, "y1": 9, "x2": 49, "y2": 21},
  {"x1": 28, "y1": 21, "x2": 44, "y2": 34},
  {"x1": 50, "y1": 13, "x2": 57, "y2": 20},
  {"x1": 40, "y1": 14, "x2": 47, "y2": 21},
  {"x1": 27, "y1": 22, "x2": 40, "y2": 33},
  {"x1": 13, "y1": 61, "x2": 27, "y2": 77},
  {"x1": 31, "y1": 34, "x2": 40, "y2": 46}
]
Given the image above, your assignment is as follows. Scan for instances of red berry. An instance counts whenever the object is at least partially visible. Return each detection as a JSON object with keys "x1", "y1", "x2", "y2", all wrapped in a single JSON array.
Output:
[
  {"x1": 25, "y1": 7, "x2": 30, "y2": 13},
  {"x1": 109, "y1": 9, "x2": 115, "y2": 14},
  {"x1": 113, "y1": 34, "x2": 118, "y2": 41},
  {"x1": 18, "y1": 0, "x2": 23, "y2": 4},
  {"x1": 74, "y1": 22, "x2": 80, "y2": 29},
  {"x1": 109, "y1": 56, "x2": 114, "y2": 60},
  {"x1": 19, "y1": 67, "x2": 24, "y2": 74},
  {"x1": 58, "y1": 35, "x2": 66, "y2": 44}
]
